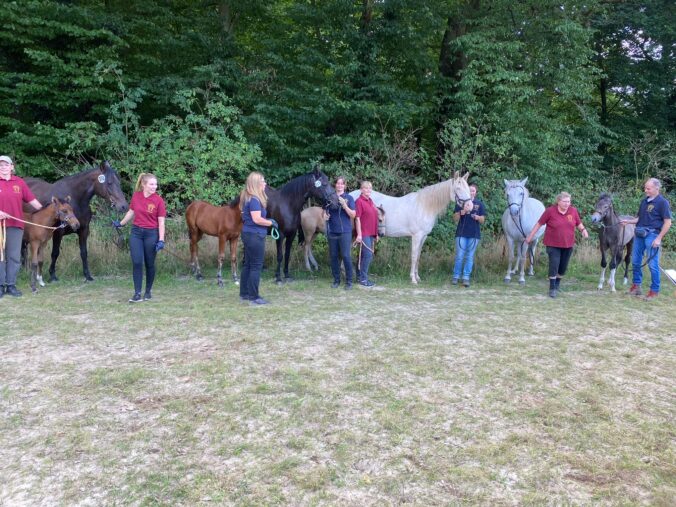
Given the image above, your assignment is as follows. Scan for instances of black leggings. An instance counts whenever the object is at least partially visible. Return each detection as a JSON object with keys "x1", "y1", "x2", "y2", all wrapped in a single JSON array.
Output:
[
  {"x1": 546, "y1": 246, "x2": 573, "y2": 278},
  {"x1": 130, "y1": 225, "x2": 159, "y2": 294}
]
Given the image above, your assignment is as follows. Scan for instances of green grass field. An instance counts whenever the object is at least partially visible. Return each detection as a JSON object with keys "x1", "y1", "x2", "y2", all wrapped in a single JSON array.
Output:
[{"x1": 2, "y1": 238, "x2": 675, "y2": 506}]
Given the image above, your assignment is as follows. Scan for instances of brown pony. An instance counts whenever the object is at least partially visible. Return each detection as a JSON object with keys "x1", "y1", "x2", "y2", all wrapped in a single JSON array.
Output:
[
  {"x1": 298, "y1": 205, "x2": 385, "y2": 271},
  {"x1": 23, "y1": 197, "x2": 80, "y2": 293},
  {"x1": 185, "y1": 200, "x2": 243, "y2": 286}
]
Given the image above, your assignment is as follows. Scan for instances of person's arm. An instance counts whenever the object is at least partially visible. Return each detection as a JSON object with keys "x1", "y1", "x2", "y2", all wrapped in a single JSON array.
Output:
[
  {"x1": 620, "y1": 216, "x2": 638, "y2": 225},
  {"x1": 158, "y1": 216, "x2": 165, "y2": 242},
  {"x1": 339, "y1": 196, "x2": 356, "y2": 219},
  {"x1": 250, "y1": 210, "x2": 275, "y2": 227},
  {"x1": 119, "y1": 209, "x2": 135, "y2": 226},
  {"x1": 355, "y1": 217, "x2": 362, "y2": 243},
  {"x1": 577, "y1": 222, "x2": 589, "y2": 239},
  {"x1": 525, "y1": 222, "x2": 543, "y2": 244},
  {"x1": 28, "y1": 198, "x2": 43, "y2": 211},
  {"x1": 653, "y1": 218, "x2": 671, "y2": 247}
]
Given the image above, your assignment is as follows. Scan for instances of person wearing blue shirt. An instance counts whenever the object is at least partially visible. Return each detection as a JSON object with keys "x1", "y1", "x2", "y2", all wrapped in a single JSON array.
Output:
[
  {"x1": 239, "y1": 172, "x2": 278, "y2": 305},
  {"x1": 622, "y1": 178, "x2": 672, "y2": 299},
  {"x1": 327, "y1": 176, "x2": 356, "y2": 290},
  {"x1": 451, "y1": 183, "x2": 486, "y2": 287}
]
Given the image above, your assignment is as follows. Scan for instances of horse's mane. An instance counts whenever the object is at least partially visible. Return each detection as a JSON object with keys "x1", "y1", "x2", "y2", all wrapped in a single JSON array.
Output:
[
  {"x1": 279, "y1": 173, "x2": 312, "y2": 197},
  {"x1": 599, "y1": 192, "x2": 612, "y2": 201},
  {"x1": 416, "y1": 178, "x2": 460, "y2": 217}
]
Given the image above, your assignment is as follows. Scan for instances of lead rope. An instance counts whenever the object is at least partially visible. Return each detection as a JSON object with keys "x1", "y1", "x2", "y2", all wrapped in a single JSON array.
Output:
[{"x1": 0, "y1": 219, "x2": 5, "y2": 262}]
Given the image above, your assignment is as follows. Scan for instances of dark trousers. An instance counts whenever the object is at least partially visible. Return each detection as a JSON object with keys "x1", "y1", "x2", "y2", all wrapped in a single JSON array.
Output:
[
  {"x1": 328, "y1": 232, "x2": 353, "y2": 284},
  {"x1": 546, "y1": 246, "x2": 573, "y2": 278},
  {"x1": 130, "y1": 225, "x2": 159, "y2": 294},
  {"x1": 240, "y1": 232, "x2": 265, "y2": 300}
]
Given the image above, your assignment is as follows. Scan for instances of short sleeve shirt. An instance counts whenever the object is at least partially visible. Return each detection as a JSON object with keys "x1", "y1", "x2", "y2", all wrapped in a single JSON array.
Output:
[
  {"x1": 637, "y1": 195, "x2": 672, "y2": 230},
  {"x1": 355, "y1": 195, "x2": 379, "y2": 237},
  {"x1": 538, "y1": 205, "x2": 582, "y2": 248},
  {"x1": 130, "y1": 191, "x2": 166, "y2": 229},
  {"x1": 453, "y1": 199, "x2": 486, "y2": 239},
  {"x1": 0, "y1": 175, "x2": 37, "y2": 229},
  {"x1": 242, "y1": 196, "x2": 268, "y2": 236}
]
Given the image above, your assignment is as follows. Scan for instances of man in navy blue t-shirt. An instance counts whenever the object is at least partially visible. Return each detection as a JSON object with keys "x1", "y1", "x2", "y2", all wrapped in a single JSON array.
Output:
[
  {"x1": 622, "y1": 178, "x2": 672, "y2": 299},
  {"x1": 452, "y1": 183, "x2": 486, "y2": 287}
]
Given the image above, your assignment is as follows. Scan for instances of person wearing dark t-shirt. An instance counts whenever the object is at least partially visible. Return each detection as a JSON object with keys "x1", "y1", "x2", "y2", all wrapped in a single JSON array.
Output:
[
  {"x1": 526, "y1": 191, "x2": 589, "y2": 298},
  {"x1": 452, "y1": 183, "x2": 485, "y2": 287},
  {"x1": 355, "y1": 180, "x2": 379, "y2": 287},
  {"x1": 621, "y1": 178, "x2": 672, "y2": 299},
  {"x1": 0, "y1": 155, "x2": 43, "y2": 297},
  {"x1": 327, "y1": 176, "x2": 356, "y2": 290},
  {"x1": 239, "y1": 172, "x2": 278, "y2": 305},
  {"x1": 113, "y1": 173, "x2": 166, "y2": 303}
]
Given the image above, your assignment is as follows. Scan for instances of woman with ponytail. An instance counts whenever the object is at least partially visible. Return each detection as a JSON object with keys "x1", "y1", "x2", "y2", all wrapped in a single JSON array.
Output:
[{"x1": 113, "y1": 173, "x2": 166, "y2": 303}]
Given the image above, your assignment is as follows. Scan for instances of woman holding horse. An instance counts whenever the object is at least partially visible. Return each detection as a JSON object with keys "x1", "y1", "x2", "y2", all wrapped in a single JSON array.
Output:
[
  {"x1": 327, "y1": 176, "x2": 356, "y2": 290},
  {"x1": 0, "y1": 155, "x2": 43, "y2": 297},
  {"x1": 526, "y1": 192, "x2": 588, "y2": 298},
  {"x1": 113, "y1": 173, "x2": 166, "y2": 303},
  {"x1": 355, "y1": 180, "x2": 379, "y2": 287},
  {"x1": 452, "y1": 183, "x2": 485, "y2": 287},
  {"x1": 239, "y1": 172, "x2": 278, "y2": 305}
]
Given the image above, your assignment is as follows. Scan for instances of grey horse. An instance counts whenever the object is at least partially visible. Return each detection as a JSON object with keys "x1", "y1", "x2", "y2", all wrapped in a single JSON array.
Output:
[{"x1": 502, "y1": 178, "x2": 545, "y2": 285}]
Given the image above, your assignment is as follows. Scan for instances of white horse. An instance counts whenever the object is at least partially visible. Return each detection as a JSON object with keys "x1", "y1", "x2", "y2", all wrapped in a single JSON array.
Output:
[
  {"x1": 502, "y1": 178, "x2": 545, "y2": 285},
  {"x1": 350, "y1": 172, "x2": 471, "y2": 284}
]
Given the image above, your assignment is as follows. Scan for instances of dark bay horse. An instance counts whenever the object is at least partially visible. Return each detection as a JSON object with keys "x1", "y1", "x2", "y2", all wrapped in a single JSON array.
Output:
[
  {"x1": 22, "y1": 197, "x2": 80, "y2": 293},
  {"x1": 25, "y1": 161, "x2": 128, "y2": 281},
  {"x1": 266, "y1": 167, "x2": 339, "y2": 283},
  {"x1": 591, "y1": 193, "x2": 635, "y2": 292},
  {"x1": 185, "y1": 200, "x2": 243, "y2": 286}
]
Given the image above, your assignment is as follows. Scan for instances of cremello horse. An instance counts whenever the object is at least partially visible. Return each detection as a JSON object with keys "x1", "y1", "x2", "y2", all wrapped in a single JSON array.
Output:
[
  {"x1": 350, "y1": 172, "x2": 471, "y2": 284},
  {"x1": 502, "y1": 178, "x2": 545, "y2": 285}
]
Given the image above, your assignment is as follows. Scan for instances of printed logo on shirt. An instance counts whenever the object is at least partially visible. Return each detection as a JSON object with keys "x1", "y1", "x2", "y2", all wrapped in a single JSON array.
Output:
[
  {"x1": 13, "y1": 185, "x2": 21, "y2": 194},
  {"x1": 647, "y1": 204, "x2": 654, "y2": 213},
  {"x1": 147, "y1": 203, "x2": 156, "y2": 213},
  {"x1": 566, "y1": 214, "x2": 573, "y2": 222}
]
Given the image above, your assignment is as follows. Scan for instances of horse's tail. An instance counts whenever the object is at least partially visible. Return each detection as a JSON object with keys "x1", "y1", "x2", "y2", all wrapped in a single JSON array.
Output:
[{"x1": 297, "y1": 222, "x2": 306, "y2": 247}]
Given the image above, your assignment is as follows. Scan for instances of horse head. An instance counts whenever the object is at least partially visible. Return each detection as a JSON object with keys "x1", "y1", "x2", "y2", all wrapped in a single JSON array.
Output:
[
  {"x1": 504, "y1": 178, "x2": 529, "y2": 216},
  {"x1": 377, "y1": 205, "x2": 386, "y2": 236},
  {"x1": 452, "y1": 171, "x2": 472, "y2": 209},
  {"x1": 591, "y1": 193, "x2": 613, "y2": 224},
  {"x1": 52, "y1": 196, "x2": 80, "y2": 231},
  {"x1": 309, "y1": 166, "x2": 339, "y2": 207},
  {"x1": 93, "y1": 161, "x2": 128, "y2": 212}
]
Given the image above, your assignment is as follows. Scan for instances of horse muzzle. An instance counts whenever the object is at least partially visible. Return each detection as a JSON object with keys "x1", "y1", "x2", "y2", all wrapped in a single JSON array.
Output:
[
  {"x1": 590, "y1": 213, "x2": 601, "y2": 224},
  {"x1": 509, "y1": 205, "x2": 520, "y2": 216},
  {"x1": 378, "y1": 224, "x2": 386, "y2": 236}
]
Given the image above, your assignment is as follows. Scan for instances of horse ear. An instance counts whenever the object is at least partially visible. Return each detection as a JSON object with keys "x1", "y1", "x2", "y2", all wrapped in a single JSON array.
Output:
[
  {"x1": 503, "y1": 179, "x2": 509, "y2": 187},
  {"x1": 520, "y1": 177, "x2": 528, "y2": 186},
  {"x1": 462, "y1": 172, "x2": 469, "y2": 181}
]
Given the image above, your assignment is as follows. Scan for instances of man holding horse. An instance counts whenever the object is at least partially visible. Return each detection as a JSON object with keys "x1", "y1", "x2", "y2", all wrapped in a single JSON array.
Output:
[
  {"x1": 0, "y1": 156, "x2": 43, "y2": 297},
  {"x1": 622, "y1": 178, "x2": 672, "y2": 299}
]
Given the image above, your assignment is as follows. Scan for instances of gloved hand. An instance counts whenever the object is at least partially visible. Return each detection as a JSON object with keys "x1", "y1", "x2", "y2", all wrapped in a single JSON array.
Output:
[
  {"x1": 112, "y1": 219, "x2": 122, "y2": 228},
  {"x1": 269, "y1": 218, "x2": 279, "y2": 230},
  {"x1": 155, "y1": 240, "x2": 165, "y2": 252}
]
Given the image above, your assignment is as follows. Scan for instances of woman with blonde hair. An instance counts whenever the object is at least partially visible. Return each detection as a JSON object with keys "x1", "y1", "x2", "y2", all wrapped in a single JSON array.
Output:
[
  {"x1": 239, "y1": 172, "x2": 278, "y2": 305},
  {"x1": 113, "y1": 173, "x2": 166, "y2": 302}
]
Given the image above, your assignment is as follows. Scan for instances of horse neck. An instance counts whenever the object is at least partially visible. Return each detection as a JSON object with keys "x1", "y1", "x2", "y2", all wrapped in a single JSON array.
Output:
[
  {"x1": 55, "y1": 168, "x2": 98, "y2": 205},
  {"x1": 279, "y1": 176, "x2": 311, "y2": 212},
  {"x1": 33, "y1": 203, "x2": 57, "y2": 225},
  {"x1": 603, "y1": 204, "x2": 620, "y2": 226},
  {"x1": 416, "y1": 179, "x2": 454, "y2": 217}
]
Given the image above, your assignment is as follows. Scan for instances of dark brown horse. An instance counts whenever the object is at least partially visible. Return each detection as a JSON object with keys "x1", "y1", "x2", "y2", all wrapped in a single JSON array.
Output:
[
  {"x1": 25, "y1": 161, "x2": 128, "y2": 281},
  {"x1": 185, "y1": 200, "x2": 243, "y2": 286},
  {"x1": 22, "y1": 197, "x2": 80, "y2": 293}
]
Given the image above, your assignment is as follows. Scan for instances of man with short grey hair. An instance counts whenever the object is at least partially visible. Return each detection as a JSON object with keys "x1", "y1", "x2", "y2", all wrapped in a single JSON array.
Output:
[{"x1": 622, "y1": 178, "x2": 672, "y2": 299}]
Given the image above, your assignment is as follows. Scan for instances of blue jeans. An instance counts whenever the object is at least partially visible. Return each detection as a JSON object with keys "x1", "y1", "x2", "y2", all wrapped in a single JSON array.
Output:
[
  {"x1": 328, "y1": 232, "x2": 353, "y2": 284},
  {"x1": 130, "y1": 226, "x2": 159, "y2": 294},
  {"x1": 357, "y1": 236, "x2": 374, "y2": 283},
  {"x1": 453, "y1": 237, "x2": 479, "y2": 280},
  {"x1": 240, "y1": 232, "x2": 266, "y2": 300},
  {"x1": 632, "y1": 231, "x2": 661, "y2": 292}
]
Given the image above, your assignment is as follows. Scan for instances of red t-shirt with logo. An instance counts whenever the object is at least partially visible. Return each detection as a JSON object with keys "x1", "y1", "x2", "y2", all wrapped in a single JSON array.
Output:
[
  {"x1": 129, "y1": 191, "x2": 166, "y2": 229},
  {"x1": 0, "y1": 175, "x2": 37, "y2": 229},
  {"x1": 538, "y1": 205, "x2": 581, "y2": 248},
  {"x1": 355, "y1": 195, "x2": 379, "y2": 237}
]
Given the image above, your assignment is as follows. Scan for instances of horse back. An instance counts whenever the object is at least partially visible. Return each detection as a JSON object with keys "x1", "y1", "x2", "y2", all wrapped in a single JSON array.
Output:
[{"x1": 186, "y1": 200, "x2": 242, "y2": 238}]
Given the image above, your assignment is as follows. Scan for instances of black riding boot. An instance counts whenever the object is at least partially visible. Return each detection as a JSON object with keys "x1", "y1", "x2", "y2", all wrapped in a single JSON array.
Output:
[{"x1": 549, "y1": 278, "x2": 558, "y2": 298}]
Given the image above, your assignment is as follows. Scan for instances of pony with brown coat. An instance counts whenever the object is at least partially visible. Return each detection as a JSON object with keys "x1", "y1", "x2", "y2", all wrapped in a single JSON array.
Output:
[{"x1": 185, "y1": 200, "x2": 243, "y2": 286}]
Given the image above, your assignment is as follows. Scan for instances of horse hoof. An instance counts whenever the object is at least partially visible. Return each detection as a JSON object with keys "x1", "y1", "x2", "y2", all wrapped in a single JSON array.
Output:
[
  {"x1": 518, "y1": 280, "x2": 525, "y2": 286},
  {"x1": 284, "y1": 277, "x2": 294, "y2": 283},
  {"x1": 196, "y1": 274, "x2": 204, "y2": 281},
  {"x1": 85, "y1": 276, "x2": 94, "y2": 282},
  {"x1": 38, "y1": 280, "x2": 46, "y2": 288},
  {"x1": 218, "y1": 281, "x2": 224, "y2": 288},
  {"x1": 504, "y1": 278, "x2": 511, "y2": 284},
  {"x1": 49, "y1": 275, "x2": 59, "y2": 282}
]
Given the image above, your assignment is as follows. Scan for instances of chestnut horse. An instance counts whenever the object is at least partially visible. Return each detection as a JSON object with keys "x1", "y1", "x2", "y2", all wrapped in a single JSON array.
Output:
[
  {"x1": 185, "y1": 200, "x2": 243, "y2": 286},
  {"x1": 23, "y1": 197, "x2": 80, "y2": 293}
]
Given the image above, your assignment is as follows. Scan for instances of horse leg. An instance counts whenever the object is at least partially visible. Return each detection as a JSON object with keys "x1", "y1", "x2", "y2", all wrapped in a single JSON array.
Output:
[
  {"x1": 275, "y1": 237, "x2": 283, "y2": 284},
  {"x1": 48, "y1": 231, "x2": 64, "y2": 282},
  {"x1": 598, "y1": 245, "x2": 607, "y2": 290},
  {"x1": 283, "y1": 235, "x2": 294, "y2": 281},
  {"x1": 609, "y1": 247, "x2": 622, "y2": 293},
  {"x1": 30, "y1": 242, "x2": 39, "y2": 293},
  {"x1": 622, "y1": 240, "x2": 633, "y2": 285},
  {"x1": 517, "y1": 241, "x2": 527, "y2": 285},
  {"x1": 527, "y1": 242, "x2": 536, "y2": 276},
  {"x1": 78, "y1": 226, "x2": 93, "y2": 281},
  {"x1": 410, "y1": 234, "x2": 424, "y2": 284},
  {"x1": 189, "y1": 230, "x2": 204, "y2": 281},
  {"x1": 229, "y1": 237, "x2": 239, "y2": 285},
  {"x1": 216, "y1": 234, "x2": 225, "y2": 287},
  {"x1": 504, "y1": 236, "x2": 514, "y2": 283}
]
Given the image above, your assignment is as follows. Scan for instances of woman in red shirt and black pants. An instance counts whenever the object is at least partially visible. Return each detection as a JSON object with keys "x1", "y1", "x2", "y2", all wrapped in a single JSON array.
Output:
[
  {"x1": 526, "y1": 192, "x2": 589, "y2": 298},
  {"x1": 113, "y1": 173, "x2": 166, "y2": 303}
]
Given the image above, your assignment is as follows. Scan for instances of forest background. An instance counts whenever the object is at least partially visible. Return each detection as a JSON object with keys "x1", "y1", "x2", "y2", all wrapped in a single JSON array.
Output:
[{"x1": 0, "y1": 0, "x2": 673, "y2": 242}]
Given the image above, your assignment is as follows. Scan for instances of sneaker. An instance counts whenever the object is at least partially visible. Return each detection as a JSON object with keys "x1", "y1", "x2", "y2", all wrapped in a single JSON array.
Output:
[
  {"x1": 129, "y1": 293, "x2": 143, "y2": 303},
  {"x1": 645, "y1": 290, "x2": 659, "y2": 300},
  {"x1": 345, "y1": 283, "x2": 353, "y2": 291},
  {"x1": 143, "y1": 292, "x2": 152, "y2": 301},
  {"x1": 250, "y1": 297, "x2": 269, "y2": 305},
  {"x1": 548, "y1": 289, "x2": 558, "y2": 298},
  {"x1": 5, "y1": 285, "x2": 22, "y2": 297},
  {"x1": 628, "y1": 284, "x2": 642, "y2": 296},
  {"x1": 451, "y1": 278, "x2": 459, "y2": 285},
  {"x1": 360, "y1": 280, "x2": 375, "y2": 287},
  {"x1": 331, "y1": 281, "x2": 340, "y2": 288},
  {"x1": 462, "y1": 279, "x2": 470, "y2": 288}
]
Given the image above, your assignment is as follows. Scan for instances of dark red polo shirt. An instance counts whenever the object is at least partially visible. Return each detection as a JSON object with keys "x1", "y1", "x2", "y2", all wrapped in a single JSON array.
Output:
[
  {"x1": 0, "y1": 175, "x2": 37, "y2": 229},
  {"x1": 129, "y1": 191, "x2": 166, "y2": 229},
  {"x1": 538, "y1": 205, "x2": 581, "y2": 248},
  {"x1": 356, "y1": 195, "x2": 379, "y2": 237}
]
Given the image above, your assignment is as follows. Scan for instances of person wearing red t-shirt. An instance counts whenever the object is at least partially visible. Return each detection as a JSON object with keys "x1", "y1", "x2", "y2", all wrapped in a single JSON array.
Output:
[
  {"x1": 526, "y1": 191, "x2": 589, "y2": 298},
  {"x1": 0, "y1": 155, "x2": 43, "y2": 297},
  {"x1": 355, "y1": 180, "x2": 379, "y2": 287},
  {"x1": 113, "y1": 173, "x2": 166, "y2": 303}
]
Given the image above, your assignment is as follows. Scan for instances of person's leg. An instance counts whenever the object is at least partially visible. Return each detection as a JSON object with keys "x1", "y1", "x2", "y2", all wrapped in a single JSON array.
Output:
[
  {"x1": 247, "y1": 234, "x2": 266, "y2": 300},
  {"x1": 339, "y1": 232, "x2": 354, "y2": 286},
  {"x1": 240, "y1": 232, "x2": 253, "y2": 299},
  {"x1": 129, "y1": 226, "x2": 145, "y2": 295},
  {"x1": 462, "y1": 238, "x2": 479, "y2": 281},
  {"x1": 452, "y1": 236, "x2": 466, "y2": 282},
  {"x1": 360, "y1": 236, "x2": 374, "y2": 284},
  {"x1": 554, "y1": 247, "x2": 573, "y2": 290},
  {"x1": 631, "y1": 235, "x2": 646, "y2": 287},
  {"x1": 328, "y1": 234, "x2": 341, "y2": 285},
  {"x1": 546, "y1": 246, "x2": 561, "y2": 296},
  {"x1": 143, "y1": 228, "x2": 159, "y2": 295},
  {"x1": 2, "y1": 228, "x2": 24, "y2": 295},
  {"x1": 645, "y1": 232, "x2": 661, "y2": 293}
]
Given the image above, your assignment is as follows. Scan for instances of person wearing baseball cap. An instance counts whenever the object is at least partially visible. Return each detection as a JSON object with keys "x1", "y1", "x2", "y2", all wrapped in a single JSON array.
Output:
[{"x1": 0, "y1": 156, "x2": 44, "y2": 297}]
